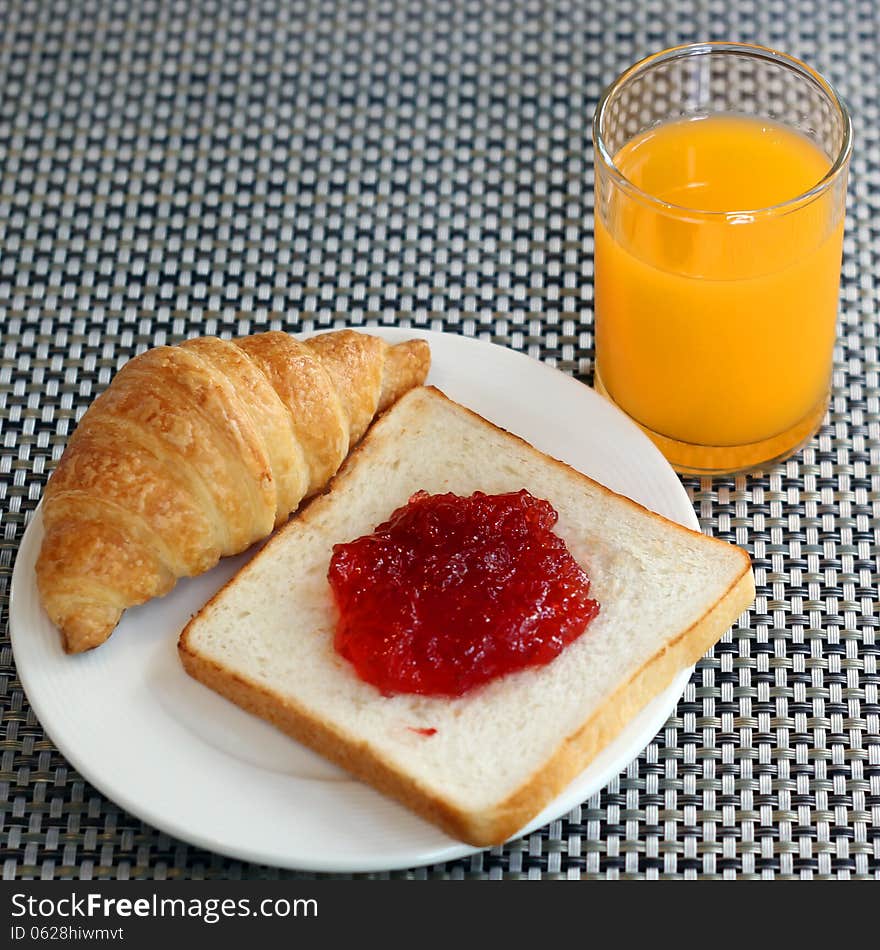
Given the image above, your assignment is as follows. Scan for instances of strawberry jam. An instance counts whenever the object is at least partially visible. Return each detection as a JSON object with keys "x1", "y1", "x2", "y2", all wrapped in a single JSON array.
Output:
[{"x1": 327, "y1": 490, "x2": 600, "y2": 697}]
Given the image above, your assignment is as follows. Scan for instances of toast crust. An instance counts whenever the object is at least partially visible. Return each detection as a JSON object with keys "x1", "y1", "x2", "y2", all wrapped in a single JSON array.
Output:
[
  {"x1": 178, "y1": 385, "x2": 755, "y2": 847},
  {"x1": 177, "y1": 640, "x2": 487, "y2": 844},
  {"x1": 483, "y1": 565, "x2": 754, "y2": 844}
]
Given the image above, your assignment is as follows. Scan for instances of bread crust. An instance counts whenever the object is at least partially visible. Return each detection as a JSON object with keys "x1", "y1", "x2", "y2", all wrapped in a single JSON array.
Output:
[
  {"x1": 179, "y1": 563, "x2": 753, "y2": 847},
  {"x1": 177, "y1": 639, "x2": 488, "y2": 844},
  {"x1": 483, "y1": 565, "x2": 754, "y2": 844},
  {"x1": 178, "y1": 385, "x2": 755, "y2": 847}
]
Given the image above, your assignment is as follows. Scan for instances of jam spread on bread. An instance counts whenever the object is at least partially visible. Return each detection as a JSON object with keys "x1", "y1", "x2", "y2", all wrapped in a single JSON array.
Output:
[{"x1": 327, "y1": 490, "x2": 600, "y2": 697}]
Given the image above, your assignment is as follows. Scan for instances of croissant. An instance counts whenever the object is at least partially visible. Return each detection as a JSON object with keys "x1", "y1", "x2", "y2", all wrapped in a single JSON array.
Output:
[{"x1": 35, "y1": 329, "x2": 430, "y2": 653}]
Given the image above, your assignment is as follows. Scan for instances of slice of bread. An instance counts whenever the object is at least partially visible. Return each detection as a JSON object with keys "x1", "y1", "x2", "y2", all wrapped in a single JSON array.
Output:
[{"x1": 179, "y1": 386, "x2": 755, "y2": 846}]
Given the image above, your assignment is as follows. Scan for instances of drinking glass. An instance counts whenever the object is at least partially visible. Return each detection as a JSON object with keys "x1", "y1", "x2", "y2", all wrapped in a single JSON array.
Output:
[{"x1": 592, "y1": 43, "x2": 852, "y2": 474}]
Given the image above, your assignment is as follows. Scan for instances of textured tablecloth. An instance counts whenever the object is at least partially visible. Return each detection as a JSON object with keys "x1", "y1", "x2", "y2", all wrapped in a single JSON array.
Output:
[{"x1": 1, "y1": 0, "x2": 878, "y2": 880}]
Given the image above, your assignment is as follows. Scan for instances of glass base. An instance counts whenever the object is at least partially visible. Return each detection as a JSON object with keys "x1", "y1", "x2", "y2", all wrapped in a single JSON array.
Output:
[{"x1": 593, "y1": 370, "x2": 828, "y2": 476}]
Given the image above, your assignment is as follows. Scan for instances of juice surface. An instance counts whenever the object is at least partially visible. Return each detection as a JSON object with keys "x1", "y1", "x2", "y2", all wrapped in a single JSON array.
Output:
[{"x1": 594, "y1": 114, "x2": 842, "y2": 447}]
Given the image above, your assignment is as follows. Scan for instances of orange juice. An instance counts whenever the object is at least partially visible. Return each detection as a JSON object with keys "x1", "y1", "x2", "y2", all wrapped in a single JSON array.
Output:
[{"x1": 594, "y1": 114, "x2": 843, "y2": 458}]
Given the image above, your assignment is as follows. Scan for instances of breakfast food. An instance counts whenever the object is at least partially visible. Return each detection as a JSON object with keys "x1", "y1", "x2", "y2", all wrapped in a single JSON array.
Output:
[
  {"x1": 179, "y1": 386, "x2": 755, "y2": 846},
  {"x1": 328, "y1": 489, "x2": 601, "y2": 697},
  {"x1": 36, "y1": 329, "x2": 430, "y2": 653}
]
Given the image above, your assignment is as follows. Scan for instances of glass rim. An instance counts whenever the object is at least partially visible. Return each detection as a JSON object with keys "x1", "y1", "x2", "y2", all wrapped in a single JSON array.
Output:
[{"x1": 592, "y1": 41, "x2": 854, "y2": 219}]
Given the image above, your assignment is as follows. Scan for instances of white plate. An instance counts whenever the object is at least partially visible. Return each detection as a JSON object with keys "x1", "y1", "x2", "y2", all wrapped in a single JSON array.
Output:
[{"x1": 10, "y1": 328, "x2": 698, "y2": 873}]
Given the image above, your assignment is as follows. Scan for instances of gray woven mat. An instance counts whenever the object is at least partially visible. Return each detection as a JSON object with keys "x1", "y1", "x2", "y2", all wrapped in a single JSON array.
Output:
[{"x1": 1, "y1": 0, "x2": 878, "y2": 879}]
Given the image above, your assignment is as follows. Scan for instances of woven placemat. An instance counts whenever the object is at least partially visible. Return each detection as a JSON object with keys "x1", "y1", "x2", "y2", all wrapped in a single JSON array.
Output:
[{"x1": 1, "y1": 0, "x2": 877, "y2": 879}]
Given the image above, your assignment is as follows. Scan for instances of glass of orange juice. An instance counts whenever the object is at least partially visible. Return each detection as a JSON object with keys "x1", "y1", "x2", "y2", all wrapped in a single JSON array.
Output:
[{"x1": 592, "y1": 43, "x2": 852, "y2": 474}]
